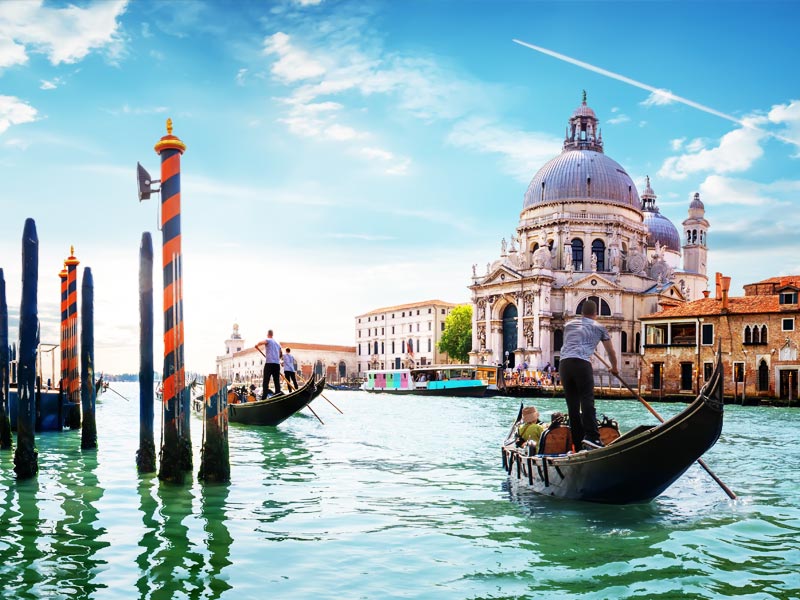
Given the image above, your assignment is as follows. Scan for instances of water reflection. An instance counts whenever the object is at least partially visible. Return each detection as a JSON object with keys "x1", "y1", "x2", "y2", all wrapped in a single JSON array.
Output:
[
  {"x1": 199, "y1": 483, "x2": 233, "y2": 598},
  {"x1": 0, "y1": 479, "x2": 43, "y2": 598}
]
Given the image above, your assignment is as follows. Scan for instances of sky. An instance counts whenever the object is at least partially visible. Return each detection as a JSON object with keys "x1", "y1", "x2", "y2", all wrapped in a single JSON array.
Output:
[{"x1": 1, "y1": 0, "x2": 799, "y2": 375}]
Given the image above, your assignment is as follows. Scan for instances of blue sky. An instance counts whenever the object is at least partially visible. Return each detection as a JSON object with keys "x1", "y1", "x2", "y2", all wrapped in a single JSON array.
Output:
[{"x1": 1, "y1": 0, "x2": 799, "y2": 374}]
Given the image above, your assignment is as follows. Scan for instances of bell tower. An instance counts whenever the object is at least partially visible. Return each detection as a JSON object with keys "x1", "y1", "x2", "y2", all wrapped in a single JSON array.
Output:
[
  {"x1": 682, "y1": 192, "x2": 709, "y2": 275},
  {"x1": 225, "y1": 323, "x2": 244, "y2": 356}
]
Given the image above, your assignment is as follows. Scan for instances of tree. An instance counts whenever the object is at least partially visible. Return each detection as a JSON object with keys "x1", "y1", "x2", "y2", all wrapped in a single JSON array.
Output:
[{"x1": 438, "y1": 304, "x2": 472, "y2": 363}]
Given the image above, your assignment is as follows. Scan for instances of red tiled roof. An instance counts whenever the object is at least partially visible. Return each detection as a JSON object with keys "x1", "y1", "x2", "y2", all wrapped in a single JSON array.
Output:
[
  {"x1": 747, "y1": 275, "x2": 800, "y2": 286},
  {"x1": 641, "y1": 296, "x2": 800, "y2": 319},
  {"x1": 255, "y1": 340, "x2": 355, "y2": 353},
  {"x1": 357, "y1": 299, "x2": 459, "y2": 317}
]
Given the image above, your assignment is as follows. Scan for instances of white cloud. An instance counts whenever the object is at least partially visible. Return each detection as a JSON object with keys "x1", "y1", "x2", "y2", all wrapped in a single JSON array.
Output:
[
  {"x1": 326, "y1": 232, "x2": 394, "y2": 241},
  {"x1": 641, "y1": 88, "x2": 676, "y2": 106},
  {"x1": 670, "y1": 137, "x2": 685, "y2": 151},
  {"x1": 295, "y1": 0, "x2": 324, "y2": 5},
  {"x1": 607, "y1": 114, "x2": 630, "y2": 125},
  {"x1": 235, "y1": 68, "x2": 248, "y2": 86},
  {"x1": 658, "y1": 121, "x2": 767, "y2": 180},
  {"x1": 263, "y1": 32, "x2": 326, "y2": 82},
  {"x1": 40, "y1": 78, "x2": 61, "y2": 90},
  {"x1": 767, "y1": 99, "x2": 800, "y2": 155},
  {"x1": 0, "y1": 95, "x2": 38, "y2": 134},
  {"x1": 685, "y1": 137, "x2": 707, "y2": 152},
  {"x1": 447, "y1": 117, "x2": 562, "y2": 182},
  {"x1": 698, "y1": 174, "x2": 798, "y2": 207},
  {"x1": 0, "y1": 0, "x2": 128, "y2": 68},
  {"x1": 359, "y1": 146, "x2": 393, "y2": 161}
]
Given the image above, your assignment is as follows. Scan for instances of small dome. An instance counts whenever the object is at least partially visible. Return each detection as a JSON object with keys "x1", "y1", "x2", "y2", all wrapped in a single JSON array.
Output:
[
  {"x1": 690, "y1": 192, "x2": 704, "y2": 210},
  {"x1": 643, "y1": 210, "x2": 681, "y2": 252}
]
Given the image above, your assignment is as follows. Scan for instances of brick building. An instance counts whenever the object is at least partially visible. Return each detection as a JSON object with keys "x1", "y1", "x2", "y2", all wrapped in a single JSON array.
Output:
[{"x1": 640, "y1": 274, "x2": 800, "y2": 402}]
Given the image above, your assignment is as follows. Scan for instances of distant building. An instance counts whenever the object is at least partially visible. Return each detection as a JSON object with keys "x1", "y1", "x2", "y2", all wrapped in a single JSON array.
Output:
[
  {"x1": 355, "y1": 300, "x2": 458, "y2": 373},
  {"x1": 468, "y1": 94, "x2": 710, "y2": 380},
  {"x1": 641, "y1": 274, "x2": 800, "y2": 401},
  {"x1": 216, "y1": 323, "x2": 356, "y2": 384}
]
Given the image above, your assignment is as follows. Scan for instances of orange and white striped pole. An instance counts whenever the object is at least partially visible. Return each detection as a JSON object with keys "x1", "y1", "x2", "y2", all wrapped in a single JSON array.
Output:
[
  {"x1": 154, "y1": 118, "x2": 190, "y2": 482},
  {"x1": 65, "y1": 247, "x2": 81, "y2": 429}
]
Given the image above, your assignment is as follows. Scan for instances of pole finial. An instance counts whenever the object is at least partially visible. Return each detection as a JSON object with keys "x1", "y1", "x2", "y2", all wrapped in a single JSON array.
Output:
[
  {"x1": 166, "y1": 118, "x2": 173, "y2": 135},
  {"x1": 70, "y1": 245, "x2": 75, "y2": 256}
]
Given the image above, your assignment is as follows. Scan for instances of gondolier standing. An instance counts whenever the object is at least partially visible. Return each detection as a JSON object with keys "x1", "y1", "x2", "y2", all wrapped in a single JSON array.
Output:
[
  {"x1": 283, "y1": 347, "x2": 298, "y2": 391},
  {"x1": 559, "y1": 300, "x2": 618, "y2": 449},
  {"x1": 259, "y1": 330, "x2": 282, "y2": 399}
]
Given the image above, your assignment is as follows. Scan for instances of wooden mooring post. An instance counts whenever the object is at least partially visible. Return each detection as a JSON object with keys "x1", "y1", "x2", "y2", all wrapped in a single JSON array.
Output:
[
  {"x1": 137, "y1": 232, "x2": 156, "y2": 473},
  {"x1": 80, "y1": 268, "x2": 97, "y2": 449},
  {"x1": 14, "y1": 218, "x2": 39, "y2": 479},
  {"x1": 198, "y1": 374, "x2": 230, "y2": 483},
  {"x1": 0, "y1": 268, "x2": 12, "y2": 449}
]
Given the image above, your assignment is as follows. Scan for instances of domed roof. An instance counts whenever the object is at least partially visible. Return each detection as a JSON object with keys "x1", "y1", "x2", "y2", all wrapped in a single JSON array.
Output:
[
  {"x1": 522, "y1": 94, "x2": 641, "y2": 210},
  {"x1": 690, "y1": 192, "x2": 704, "y2": 210},
  {"x1": 523, "y1": 150, "x2": 641, "y2": 209},
  {"x1": 643, "y1": 210, "x2": 681, "y2": 252},
  {"x1": 641, "y1": 176, "x2": 680, "y2": 251}
]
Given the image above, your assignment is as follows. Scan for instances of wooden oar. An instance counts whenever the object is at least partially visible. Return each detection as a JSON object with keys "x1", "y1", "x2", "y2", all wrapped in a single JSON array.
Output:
[
  {"x1": 297, "y1": 372, "x2": 344, "y2": 415},
  {"x1": 105, "y1": 385, "x2": 130, "y2": 402},
  {"x1": 593, "y1": 352, "x2": 736, "y2": 500}
]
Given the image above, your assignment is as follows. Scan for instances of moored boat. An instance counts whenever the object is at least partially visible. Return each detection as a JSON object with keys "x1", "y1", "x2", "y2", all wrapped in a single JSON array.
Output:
[
  {"x1": 501, "y1": 350, "x2": 725, "y2": 504},
  {"x1": 361, "y1": 364, "x2": 487, "y2": 397},
  {"x1": 228, "y1": 376, "x2": 326, "y2": 426}
]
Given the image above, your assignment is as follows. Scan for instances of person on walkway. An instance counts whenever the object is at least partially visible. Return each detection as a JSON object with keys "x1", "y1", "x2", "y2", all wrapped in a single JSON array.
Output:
[
  {"x1": 558, "y1": 300, "x2": 618, "y2": 449},
  {"x1": 259, "y1": 330, "x2": 282, "y2": 399},
  {"x1": 283, "y1": 347, "x2": 298, "y2": 391}
]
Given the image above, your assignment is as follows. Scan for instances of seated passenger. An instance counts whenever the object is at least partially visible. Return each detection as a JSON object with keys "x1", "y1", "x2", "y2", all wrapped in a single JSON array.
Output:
[{"x1": 517, "y1": 406, "x2": 546, "y2": 448}]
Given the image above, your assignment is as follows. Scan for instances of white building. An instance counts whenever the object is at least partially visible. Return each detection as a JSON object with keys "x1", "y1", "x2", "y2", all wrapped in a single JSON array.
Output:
[
  {"x1": 469, "y1": 94, "x2": 709, "y2": 380},
  {"x1": 216, "y1": 323, "x2": 357, "y2": 384},
  {"x1": 355, "y1": 300, "x2": 459, "y2": 373}
]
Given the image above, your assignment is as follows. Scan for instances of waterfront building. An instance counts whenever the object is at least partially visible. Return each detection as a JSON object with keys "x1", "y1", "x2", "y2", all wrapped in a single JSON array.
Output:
[
  {"x1": 641, "y1": 274, "x2": 800, "y2": 401},
  {"x1": 354, "y1": 300, "x2": 458, "y2": 373},
  {"x1": 468, "y1": 94, "x2": 709, "y2": 381},
  {"x1": 216, "y1": 323, "x2": 356, "y2": 384}
]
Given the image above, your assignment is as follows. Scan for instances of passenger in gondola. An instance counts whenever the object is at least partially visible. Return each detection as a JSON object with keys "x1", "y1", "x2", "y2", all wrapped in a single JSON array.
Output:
[{"x1": 517, "y1": 406, "x2": 546, "y2": 451}]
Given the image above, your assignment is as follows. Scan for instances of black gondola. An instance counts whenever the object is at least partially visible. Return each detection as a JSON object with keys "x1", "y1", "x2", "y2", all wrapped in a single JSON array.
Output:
[
  {"x1": 228, "y1": 376, "x2": 326, "y2": 426},
  {"x1": 501, "y1": 350, "x2": 725, "y2": 504}
]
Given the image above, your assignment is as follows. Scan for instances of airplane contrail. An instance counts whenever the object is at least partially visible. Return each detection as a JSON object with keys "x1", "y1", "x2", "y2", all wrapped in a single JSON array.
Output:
[{"x1": 512, "y1": 38, "x2": 793, "y2": 145}]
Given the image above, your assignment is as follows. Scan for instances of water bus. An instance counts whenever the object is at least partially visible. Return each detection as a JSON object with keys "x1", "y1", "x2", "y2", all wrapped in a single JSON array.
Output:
[{"x1": 362, "y1": 364, "x2": 487, "y2": 397}]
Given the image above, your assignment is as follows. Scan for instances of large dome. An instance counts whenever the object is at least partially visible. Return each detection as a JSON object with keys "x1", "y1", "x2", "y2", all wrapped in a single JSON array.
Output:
[
  {"x1": 522, "y1": 96, "x2": 641, "y2": 211},
  {"x1": 523, "y1": 150, "x2": 641, "y2": 209}
]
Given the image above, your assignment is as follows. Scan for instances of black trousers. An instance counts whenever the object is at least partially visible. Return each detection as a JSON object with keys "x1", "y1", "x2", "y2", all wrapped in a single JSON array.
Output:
[
  {"x1": 285, "y1": 371, "x2": 298, "y2": 390},
  {"x1": 559, "y1": 357, "x2": 600, "y2": 446},
  {"x1": 262, "y1": 363, "x2": 281, "y2": 398}
]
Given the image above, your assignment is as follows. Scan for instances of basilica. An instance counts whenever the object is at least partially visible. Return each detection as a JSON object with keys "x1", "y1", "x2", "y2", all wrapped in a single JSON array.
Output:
[{"x1": 468, "y1": 94, "x2": 709, "y2": 380}]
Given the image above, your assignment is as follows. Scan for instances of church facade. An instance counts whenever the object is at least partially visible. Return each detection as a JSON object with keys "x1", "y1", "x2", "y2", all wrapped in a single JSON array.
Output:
[{"x1": 468, "y1": 95, "x2": 709, "y2": 381}]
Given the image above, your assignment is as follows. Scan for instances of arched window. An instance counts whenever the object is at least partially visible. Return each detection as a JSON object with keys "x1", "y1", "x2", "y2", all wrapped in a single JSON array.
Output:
[
  {"x1": 686, "y1": 230, "x2": 691, "y2": 244},
  {"x1": 692, "y1": 229, "x2": 697, "y2": 243},
  {"x1": 576, "y1": 295, "x2": 612, "y2": 316},
  {"x1": 635, "y1": 332, "x2": 641, "y2": 353},
  {"x1": 761, "y1": 325, "x2": 768, "y2": 344},
  {"x1": 314, "y1": 360, "x2": 324, "y2": 376},
  {"x1": 571, "y1": 238, "x2": 584, "y2": 271},
  {"x1": 592, "y1": 239, "x2": 606, "y2": 271},
  {"x1": 744, "y1": 326, "x2": 752, "y2": 344},
  {"x1": 752, "y1": 325, "x2": 760, "y2": 344},
  {"x1": 758, "y1": 359, "x2": 769, "y2": 392},
  {"x1": 621, "y1": 331, "x2": 628, "y2": 353},
  {"x1": 553, "y1": 329, "x2": 563, "y2": 352}
]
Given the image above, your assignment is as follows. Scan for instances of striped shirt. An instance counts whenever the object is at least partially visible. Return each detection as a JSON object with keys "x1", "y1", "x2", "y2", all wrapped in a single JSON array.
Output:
[{"x1": 560, "y1": 317, "x2": 610, "y2": 362}]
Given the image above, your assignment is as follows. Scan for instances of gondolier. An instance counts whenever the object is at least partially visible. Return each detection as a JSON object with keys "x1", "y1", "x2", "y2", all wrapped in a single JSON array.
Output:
[
  {"x1": 259, "y1": 329, "x2": 282, "y2": 399},
  {"x1": 559, "y1": 300, "x2": 618, "y2": 449}
]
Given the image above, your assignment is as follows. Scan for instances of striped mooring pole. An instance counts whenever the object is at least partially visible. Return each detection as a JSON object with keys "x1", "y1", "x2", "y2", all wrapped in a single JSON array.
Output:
[
  {"x1": 80, "y1": 268, "x2": 97, "y2": 449},
  {"x1": 65, "y1": 247, "x2": 81, "y2": 429},
  {"x1": 198, "y1": 374, "x2": 230, "y2": 483},
  {"x1": 137, "y1": 232, "x2": 156, "y2": 473},
  {"x1": 58, "y1": 264, "x2": 68, "y2": 411},
  {"x1": 14, "y1": 218, "x2": 39, "y2": 479},
  {"x1": 0, "y1": 268, "x2": 12, "y2": 450},
  {"x1": 155, "y1": 118, "x2": 191, "y2": 483}
]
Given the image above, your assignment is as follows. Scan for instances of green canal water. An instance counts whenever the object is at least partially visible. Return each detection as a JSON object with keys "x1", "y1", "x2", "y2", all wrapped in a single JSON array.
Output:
[{"x1": 0, "y1": 383, "x2": 798, "y2": 599}]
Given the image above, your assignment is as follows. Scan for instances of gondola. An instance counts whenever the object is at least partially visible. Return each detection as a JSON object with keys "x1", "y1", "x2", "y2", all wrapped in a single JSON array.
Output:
[
  {"x1": 228, "y1": 376, "x2": 326, "y2": 426},
  {"x1": 501, "y1": 350, "x2": 725, "y2": 504}
]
